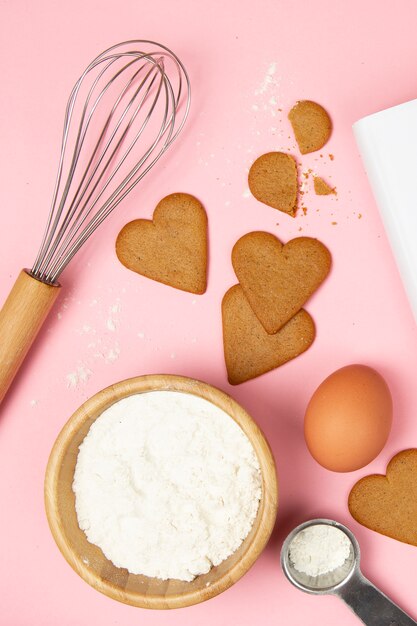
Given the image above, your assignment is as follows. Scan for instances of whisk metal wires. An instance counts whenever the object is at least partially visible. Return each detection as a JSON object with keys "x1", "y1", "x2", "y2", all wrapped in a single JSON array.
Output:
[{"x1": 30, "y1": 40, "x2": 190, "y2": 285}]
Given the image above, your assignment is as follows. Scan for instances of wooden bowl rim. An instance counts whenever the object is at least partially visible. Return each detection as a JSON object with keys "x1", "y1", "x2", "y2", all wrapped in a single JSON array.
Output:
[{"x1": 45, "y1": 374, "x2": 278, "y2": 609}]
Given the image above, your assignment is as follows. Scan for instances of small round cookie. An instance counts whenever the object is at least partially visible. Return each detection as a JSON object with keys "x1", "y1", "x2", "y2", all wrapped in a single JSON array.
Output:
[{"x1": 288, "y1": 101, "x2": 332, "y2": 155}]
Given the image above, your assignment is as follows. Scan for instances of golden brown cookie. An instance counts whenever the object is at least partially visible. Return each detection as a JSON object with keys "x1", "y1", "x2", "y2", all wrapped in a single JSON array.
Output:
[
  {"x1": 349, "y1": 449, "x2": 417, "y2": 546},
  {"x1": 288, "y1": 101, "x2": 332, "y2": 154},
  {"x1": 116, "y1": 193, "x2": 207, "y2": 294},
  {"x1": 314, "y1": 176, "x2": 336, "y2": 196},
  {"x1": 248, "y1": 152, "x2": 298, "y2": 216},
  {"x1": 222, "y1": 285, "x2": 315, "y2": 385},
  {"x1": 232, "y1": 232, "x2": 331, "y2": 334}
]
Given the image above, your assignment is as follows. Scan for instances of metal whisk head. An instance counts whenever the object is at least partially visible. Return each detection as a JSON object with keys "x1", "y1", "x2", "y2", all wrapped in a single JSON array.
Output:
[{"x1": 31, "y1": 40, "x2": 190, "y2": 285}]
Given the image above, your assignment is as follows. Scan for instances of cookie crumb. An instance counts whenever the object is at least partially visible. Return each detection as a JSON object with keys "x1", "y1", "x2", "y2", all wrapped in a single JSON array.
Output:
[{"x1": 314, "y1": 176, "x2": 336, "y2": 196}]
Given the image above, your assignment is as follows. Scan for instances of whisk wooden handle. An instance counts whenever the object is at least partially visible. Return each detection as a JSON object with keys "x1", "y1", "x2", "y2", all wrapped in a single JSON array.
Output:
[{"x1": 0, "y1": 270, "x2": 60, "y2": 403}]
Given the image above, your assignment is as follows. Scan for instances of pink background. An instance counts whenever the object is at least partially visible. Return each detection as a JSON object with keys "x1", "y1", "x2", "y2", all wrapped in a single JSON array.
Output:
[{"x1": 1, "y1": 1, "x2": 417, "y2": 624}]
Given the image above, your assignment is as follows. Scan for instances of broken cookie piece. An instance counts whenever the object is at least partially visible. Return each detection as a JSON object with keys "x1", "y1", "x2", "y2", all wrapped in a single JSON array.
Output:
[
  {"x1": 314, "y1": 176, "x2": 336, "y2": 195},
  {"x1": 289, "y1": 101, "x2": 332, "y2": 154},
  {"x1": 248, "y1": 152, "x2": 298, "y2": 216}
]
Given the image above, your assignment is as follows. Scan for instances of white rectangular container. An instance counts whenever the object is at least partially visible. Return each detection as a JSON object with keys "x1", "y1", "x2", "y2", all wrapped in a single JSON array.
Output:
[{"x1": 354, "y1": 99, "x2": 417, "y2": 323}]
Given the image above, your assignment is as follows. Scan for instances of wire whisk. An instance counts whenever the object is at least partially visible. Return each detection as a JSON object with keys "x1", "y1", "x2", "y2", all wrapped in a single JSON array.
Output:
[
  {"x1": 31, "y1": 39, "x2": 190, "y2": 284},
  {"x1": 0, "y1": 40, "x2": 190, "y2": 403}
]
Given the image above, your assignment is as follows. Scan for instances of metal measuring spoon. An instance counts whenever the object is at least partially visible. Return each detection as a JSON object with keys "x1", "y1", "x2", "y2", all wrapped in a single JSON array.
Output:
[{"x1": 281, "y1": 518, "x2": 417, "y2": 626}]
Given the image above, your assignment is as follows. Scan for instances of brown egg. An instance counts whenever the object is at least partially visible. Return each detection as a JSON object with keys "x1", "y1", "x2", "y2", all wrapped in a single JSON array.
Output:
[{"x1": 304, "y1": 364, "x2": 393, "y2": 472}]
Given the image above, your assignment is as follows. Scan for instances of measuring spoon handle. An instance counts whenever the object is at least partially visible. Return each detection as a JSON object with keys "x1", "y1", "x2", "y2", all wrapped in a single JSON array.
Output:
[{"x1": 338, "y1": 572, "x2": 417, "y2": 626}]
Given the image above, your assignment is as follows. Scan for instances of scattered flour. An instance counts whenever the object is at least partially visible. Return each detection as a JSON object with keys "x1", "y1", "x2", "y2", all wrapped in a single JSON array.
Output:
[
  {"x1": 92, "y1": 339, "x2": 121, "y2": 364},
  {"x1": 66, "y1": 365, "x2": 93, "y2": 389},
  {"x1": 65, "y1": 299, "x2": 122, "y2": 390},
  {"x1": 106, "y1": 318, "x2": 117, "y2": 332},
  {"x1": 106, "y1": 302, "x2": 121, "y2": 332},
  {"x1": 289, "y1": 525, "x2": 351, "y2": 577},
  {"x1": 255, "y1": 62, "x2": 277, "y2": 96},
  {"x1": 66, "y1": 372, "x2": 79, "y2": 389},
  {"x1": 252, "y1": 62, "x2": 282, "y2": 119},
  {"x1": 104, "y1": 345, "x2": 120, "y2": 364},
  {"x1": 73, "y1": 391, "x2": 262, "y2": 582},
  {"x1": 106, "y1": 317, "x2": 116, "y2": 333}
]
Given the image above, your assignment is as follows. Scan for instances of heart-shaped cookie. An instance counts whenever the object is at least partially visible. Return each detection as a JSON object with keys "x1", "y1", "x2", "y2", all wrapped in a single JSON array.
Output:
[
  {"x1": 116, "y1": 193, "x2": 208, "y2": 294},
  {"x1": 248, "y1": 152, "x2": 298, "y2": 216},
  {"x1": 349, "y1": 449, "x2": 417, "y2": 546},
  {"x1": 232, "y1": 231, "x2": 331, "y2": 334},
  {"x1": 222, "y1": 285, "x2": 315, "y2": 385}
]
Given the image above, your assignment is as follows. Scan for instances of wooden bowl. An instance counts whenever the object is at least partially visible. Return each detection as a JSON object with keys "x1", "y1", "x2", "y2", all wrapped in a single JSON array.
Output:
[{"x1": 45, "y1": 374, "x2": 278, "y2": 609}]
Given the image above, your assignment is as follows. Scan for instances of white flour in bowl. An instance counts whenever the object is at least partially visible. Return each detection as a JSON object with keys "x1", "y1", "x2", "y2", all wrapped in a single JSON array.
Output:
[{"x1": 73, "y1": 391, "x2": 262, "y2": 581}]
